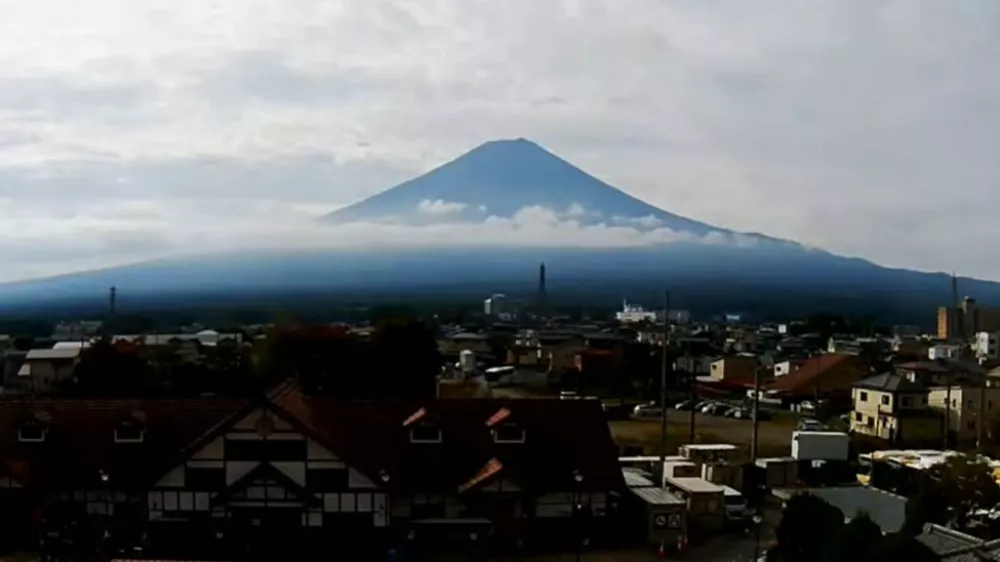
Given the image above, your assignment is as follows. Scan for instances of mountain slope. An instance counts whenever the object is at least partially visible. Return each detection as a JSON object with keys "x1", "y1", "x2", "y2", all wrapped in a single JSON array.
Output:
[
  {"x1": 0, "y1": 138, "x2": 992, "y2": 323},
  {"x1": 326, "y1": 138, "x2": 740, "y2": 237}
]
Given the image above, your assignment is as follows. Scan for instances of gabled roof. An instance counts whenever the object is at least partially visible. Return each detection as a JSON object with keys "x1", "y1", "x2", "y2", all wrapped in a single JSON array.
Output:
[
  {"x1": 854, "y1": 372, "x2": 927, "y2": 393},
  {"x1": 0, "y1": 383, "x2": 622, "y2": 497},
  {"x1": 267, "y1": 383, "x2": 622, "y2": 495},
  {"x1": 0, "y1": 397, "x2": 248, "y2": 491}
]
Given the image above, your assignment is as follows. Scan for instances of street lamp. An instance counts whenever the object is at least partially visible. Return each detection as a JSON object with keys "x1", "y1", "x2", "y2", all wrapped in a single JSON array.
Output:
[
  {"x1": 572, "y1": 470, "x2": 585, "y2": 562},
  {"x1": 752, "y1": 511, "x2": 764, "y2": 562}
]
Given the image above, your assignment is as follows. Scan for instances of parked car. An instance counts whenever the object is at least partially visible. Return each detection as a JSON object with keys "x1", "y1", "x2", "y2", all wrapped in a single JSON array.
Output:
[
  {"x1": 632, "y1": 405, "x2": 665, "y2": 419},
  {"x1": 705, "y1": 403, "x2": 730, "y2": 416},
  {"x1": 797, "y1": 418, "x2": 826, "y2": 431},
  {"x1": 674, "y1": 400, "x2": 696, "y2": 410}
]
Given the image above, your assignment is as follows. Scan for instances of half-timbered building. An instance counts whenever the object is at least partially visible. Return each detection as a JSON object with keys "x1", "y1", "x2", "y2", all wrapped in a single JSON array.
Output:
[{"x1": 0, "y1": 382, "x2": 623, "y2": 560}]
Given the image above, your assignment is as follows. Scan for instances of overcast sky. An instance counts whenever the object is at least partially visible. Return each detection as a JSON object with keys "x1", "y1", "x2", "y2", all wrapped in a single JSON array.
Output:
[{"x1": 0, "y1": 0, "x2": 998, "y2": 282}]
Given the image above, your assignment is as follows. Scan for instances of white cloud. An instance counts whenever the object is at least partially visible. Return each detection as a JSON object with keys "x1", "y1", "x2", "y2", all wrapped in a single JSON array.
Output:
[
  {"x1": 0, "y1": 1, "x2": 998, "y2": 279},
  {"x1": 626, "y1": 215, "x2": 662, "y2": 229},
  {"x1": 416, "y1": 199, "x2": 467, "y2": 216},
  {"x1": 0, "y1": 200, "x2": 716, "y2": 282}
]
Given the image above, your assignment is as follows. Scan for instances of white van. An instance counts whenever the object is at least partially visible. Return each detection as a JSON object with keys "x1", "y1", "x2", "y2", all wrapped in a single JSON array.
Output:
[{"x1": 721, "y1": 486, "x2": 748, "y2": 523}]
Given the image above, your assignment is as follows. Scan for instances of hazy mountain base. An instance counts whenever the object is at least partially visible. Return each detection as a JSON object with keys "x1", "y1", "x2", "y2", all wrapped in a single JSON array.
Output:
[{"x1": 0, "y1": 244, "x2": 975, "y2": 326}]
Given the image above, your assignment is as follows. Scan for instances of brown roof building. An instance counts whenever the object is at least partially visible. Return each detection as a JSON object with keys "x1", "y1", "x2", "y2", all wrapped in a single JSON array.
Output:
[
  {"x1": 0, "y1": 383, "x2": 622, "y2": 559},
  {"x1": 766, "y1": 353, "x2": 869, "y2": 399}
]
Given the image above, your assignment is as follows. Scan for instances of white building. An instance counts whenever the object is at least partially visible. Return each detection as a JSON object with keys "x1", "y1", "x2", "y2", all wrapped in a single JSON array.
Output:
[
  {"x1": 484, "y1": 294, "x2": 513, "y2": 320},
  {"x1": 616, "y1": 301, "x2": 659, "y2": 324},
  {"x1": 929, "y1": 344, "x2": 961, "y2": 360},
  {"x1": 977, "y1": 332, "x2": 1000, "y2": 360}
]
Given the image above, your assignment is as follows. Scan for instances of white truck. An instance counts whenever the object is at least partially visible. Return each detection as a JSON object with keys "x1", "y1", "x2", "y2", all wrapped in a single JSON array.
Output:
[
  {"x1": 791, "y1": 431, "x2": 849, "y2": 461},
  {"x1": 721, "y1": 485, "x2": 748, "y2": 525}
]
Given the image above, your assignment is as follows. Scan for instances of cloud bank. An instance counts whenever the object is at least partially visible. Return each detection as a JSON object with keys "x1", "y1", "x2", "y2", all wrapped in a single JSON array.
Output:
[
  {"x1": 0, "y1": 199, "x2": 750, "y2": 282},
  {"x1": 0, "y1": 1, "x2": 999, "y2": 280}
]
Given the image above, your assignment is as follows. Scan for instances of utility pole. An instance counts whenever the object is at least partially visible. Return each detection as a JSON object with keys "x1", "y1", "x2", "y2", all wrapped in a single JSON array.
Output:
[
  {"x1": 978, "y1": 355, "x2": 986, "y2": 450},
  {"x1": 945, "y1": 273, "x2": 958, "y2": 450},
  {"x1": 751, "y1": 367, "x2": 761, "y2": 464},
  {"x1": 658, "y1": 290, "x2": 671, "y2": 480},
  {"x1": 687, "y1": 342, "x2": 696, "y2": 445}
]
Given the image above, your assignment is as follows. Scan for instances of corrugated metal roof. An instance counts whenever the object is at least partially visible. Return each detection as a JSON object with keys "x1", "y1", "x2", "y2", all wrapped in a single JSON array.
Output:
[
  {"x1": 53, "y1": 341, "x2": 90, "y2": 350},
  {"x1": 622, "y1": 468, "x2": 655, "y2": 488},
  {"x1": 629, "y1": 486, "x2": 686, "y2": 506},
  {"x1": 665, "y1": 477, "x2": 724, "y2": 494},
  {"x1": 26, "y1": 348, "x2": 81, "y2": 360}
]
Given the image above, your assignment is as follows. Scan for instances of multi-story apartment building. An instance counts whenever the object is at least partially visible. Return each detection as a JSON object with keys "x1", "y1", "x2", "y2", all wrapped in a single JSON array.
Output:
[
  {"x1": 938, "y1": 297, "x2": 999, "y2": 341},
  {"x1": 927, "y1": 385, "x2": 1000, "y2": 443}
]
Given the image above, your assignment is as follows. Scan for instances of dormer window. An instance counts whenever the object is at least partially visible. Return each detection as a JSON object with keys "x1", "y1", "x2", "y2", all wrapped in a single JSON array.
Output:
[
  {"x1": 115, "y1": 416, "x2": 146, "y2": 444},
  {"x1": 493, "y1": 423, "x2": 525, "y2": 444},
  {"x1": 18, "y1": 423, "x2": 46, "y2": 443},
  {"x1": 403, "y1": 407, "x2": 442, "y2": 443},
  {"x1": 410, "y1": 421, "x2": 442, "y2": 444}
]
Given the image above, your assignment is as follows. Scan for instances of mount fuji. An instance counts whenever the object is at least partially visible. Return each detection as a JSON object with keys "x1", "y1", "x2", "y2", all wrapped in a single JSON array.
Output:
[
  {"x1": 323, "y1": 138, "x2": 789, "y2": 248},
  {"x1": 0, "y1": 138, "x2": 995, "y2": 322}
]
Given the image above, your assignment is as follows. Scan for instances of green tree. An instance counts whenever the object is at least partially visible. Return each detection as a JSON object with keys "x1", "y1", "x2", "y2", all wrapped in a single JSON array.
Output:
[
  {"x1": 771, "y1": 494, "x2": 845, "y2": 562},
  {"x1": 929, "y1": 454, "x2": 1000, "y2": 531},
  {"x1": 822, "y1": 512, "x2": 883, "y2": 562}
]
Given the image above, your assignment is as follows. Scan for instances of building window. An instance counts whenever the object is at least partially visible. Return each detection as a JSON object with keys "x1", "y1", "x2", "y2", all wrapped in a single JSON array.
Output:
[
  {"x1": 410, "y1": 423, "x2": 442, "y2": 444},
  {"x1": 18, "y1": 425, "x2": 46, "y2": 443},
  {"x1": 115, "y1": 424, "x2": 145, "y2": 443},
  {"x1": 493, "y1": 423, "x2": 526, "y2": 444},
  {"x1": 866, "y1": 417, "x2": 874, "y2": 428},
  {"x1": 854, "y1": 412, "x2": 863, "y2": 422},
  {"x1": 902, "y1": 397, "x2": 914, "y2": 407},
  {"x1": 881, "y1": 395, "x2": 890, "y2": 406},
  {"x1": 860, "y1": 392, "x2": 868, "y2": 402}
]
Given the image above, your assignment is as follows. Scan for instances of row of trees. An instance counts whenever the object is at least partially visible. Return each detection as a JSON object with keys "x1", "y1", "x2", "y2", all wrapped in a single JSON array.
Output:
[
  {"x1": 63, "y1": 319, "x2": 443, "y2": 399},
  {"x1": 255, "y1": 320, "x2": 442, "y2": 398}
]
